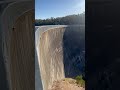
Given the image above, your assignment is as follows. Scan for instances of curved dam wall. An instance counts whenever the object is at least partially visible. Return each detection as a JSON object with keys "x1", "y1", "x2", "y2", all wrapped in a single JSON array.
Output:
[
  {"x1": 1, "y1": 3, "x2": 34, "y2": 89},
  {"x1": 36, "y1": 25, "x2": 85, "y2": 90}
]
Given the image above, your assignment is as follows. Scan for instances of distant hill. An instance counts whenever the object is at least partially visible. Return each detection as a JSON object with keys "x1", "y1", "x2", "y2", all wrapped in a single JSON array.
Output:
[{"x1": 35, "y1": 13, "x2": 85, "y2": 26}]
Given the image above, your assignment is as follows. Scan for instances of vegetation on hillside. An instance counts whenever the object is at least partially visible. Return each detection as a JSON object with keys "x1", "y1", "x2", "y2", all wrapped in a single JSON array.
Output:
[
  {"x1": 75, "y1": 75, "x2": 85, "y2": 87},
  {"x1": 35, "y1": 13, "x2": 85, "y2": 26}
]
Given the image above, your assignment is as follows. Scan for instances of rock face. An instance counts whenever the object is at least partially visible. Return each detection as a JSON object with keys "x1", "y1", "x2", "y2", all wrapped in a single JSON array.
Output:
[
  {"x1": 36, "y1": 25, "x2": 85, "y2": 90},
  {"x1": 63, "y1": 26, "x2": 85, "y2": 78}
]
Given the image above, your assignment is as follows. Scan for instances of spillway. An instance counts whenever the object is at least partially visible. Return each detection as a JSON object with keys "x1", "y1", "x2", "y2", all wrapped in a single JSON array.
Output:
[{"x1": 35, "y1": 25, "x2": 85, "y2": 90}]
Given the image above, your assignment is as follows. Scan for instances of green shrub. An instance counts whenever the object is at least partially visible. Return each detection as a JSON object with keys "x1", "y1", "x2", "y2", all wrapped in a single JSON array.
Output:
[{"x1": 75, "y1": 75, "x2": 85, "y2": 87}]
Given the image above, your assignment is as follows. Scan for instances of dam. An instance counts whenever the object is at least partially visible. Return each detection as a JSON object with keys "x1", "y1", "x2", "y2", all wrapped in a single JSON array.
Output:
[
  {"x1": 35, "y1": 25, "x2": 85, "y2": 90},
  {"x1": 1, "y1": 0, "x2": 34, "y2": 90}
]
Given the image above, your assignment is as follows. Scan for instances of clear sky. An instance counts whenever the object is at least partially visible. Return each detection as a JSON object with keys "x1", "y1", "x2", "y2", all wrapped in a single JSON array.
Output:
[{"x1": 35, "y1": 0, "x2": 85, "y2": 19}]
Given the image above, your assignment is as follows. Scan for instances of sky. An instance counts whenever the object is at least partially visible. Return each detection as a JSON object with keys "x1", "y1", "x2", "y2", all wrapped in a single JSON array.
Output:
[{"x1": 35, "y1": 0, "x2": 85, "y2": 19}]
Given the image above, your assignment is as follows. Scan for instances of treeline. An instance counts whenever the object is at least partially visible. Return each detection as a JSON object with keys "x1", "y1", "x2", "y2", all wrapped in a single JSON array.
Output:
[{"x1": 35, "y1": 13, "x2": 85, "y2": 26}]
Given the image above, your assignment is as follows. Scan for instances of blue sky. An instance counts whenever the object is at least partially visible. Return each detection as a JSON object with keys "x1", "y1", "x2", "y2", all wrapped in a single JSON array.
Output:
[{"x1": 35, "y1": 0, "x2": 85, "y2": 19}]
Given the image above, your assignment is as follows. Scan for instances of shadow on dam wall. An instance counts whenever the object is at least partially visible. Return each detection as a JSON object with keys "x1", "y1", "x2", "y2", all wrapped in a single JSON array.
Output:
[
  {"x1": 35, "y1": 49, "x2": 43, "y2": 90},
  {"x1": 38, "y1": 25, "x2": 85, "y2": 90},
  {"x1": 0, "y1": 31, "x2": 9, "y2": 90}
]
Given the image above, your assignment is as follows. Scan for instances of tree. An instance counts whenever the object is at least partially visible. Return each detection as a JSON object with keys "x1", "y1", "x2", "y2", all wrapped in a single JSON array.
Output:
[{"x1": 35, "y1": 13, "x2": 85, "y2": 26}]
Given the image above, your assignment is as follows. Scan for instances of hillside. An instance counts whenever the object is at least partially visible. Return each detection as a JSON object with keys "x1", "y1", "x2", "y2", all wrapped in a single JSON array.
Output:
[{"x1": 35, "y1": 13, "x2": 85, "y2": 26}]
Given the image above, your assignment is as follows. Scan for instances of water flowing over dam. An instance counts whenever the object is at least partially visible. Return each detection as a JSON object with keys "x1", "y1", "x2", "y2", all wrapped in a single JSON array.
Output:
[{"x1": 35, "y1": 25, "x2": 85, "y2": 90}]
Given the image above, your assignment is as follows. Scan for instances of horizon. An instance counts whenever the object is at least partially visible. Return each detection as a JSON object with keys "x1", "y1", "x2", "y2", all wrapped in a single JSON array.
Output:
[
  {"x1": 35, "y1": 13, "x2": 85, "y2": 20},
  {"x1": 35, "y1": 0, "x2": 85, "y2": 19}
]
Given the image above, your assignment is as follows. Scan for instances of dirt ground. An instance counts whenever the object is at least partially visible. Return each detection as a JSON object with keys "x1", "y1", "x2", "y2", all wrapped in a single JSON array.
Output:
[{"x1": 49, "y1": 78, "x2": 85, "y2": 90}]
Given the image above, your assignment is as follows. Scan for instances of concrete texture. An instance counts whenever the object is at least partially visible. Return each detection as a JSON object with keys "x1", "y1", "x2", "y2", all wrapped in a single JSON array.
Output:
[
  {"x1": 8, "y1": 10, "x2": 34, "y2": 90},
  {"x1": 36, "y1": 25, "x2": 85, "y2": 90},
  {"x1": 0, "y1": 4, "x2": 9, "y2": 90},
  {"x1": 35, "y1": 49, "x2": 43, "y2": 90},
  {"x1": 1, "y1": 1, "x2": 34, "y2": 89},
  {"x1": 0, "y1": 24, "x2": 9, "y2": 90}
]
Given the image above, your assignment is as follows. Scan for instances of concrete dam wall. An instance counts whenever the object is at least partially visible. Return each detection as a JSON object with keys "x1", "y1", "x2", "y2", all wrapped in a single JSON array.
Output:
[
  {"x1": 36, "y1": 25, "x2": 85, "y2": 90},
  {"x1": 2, "y1": 9, "x2": 34, "y2": 90}
]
